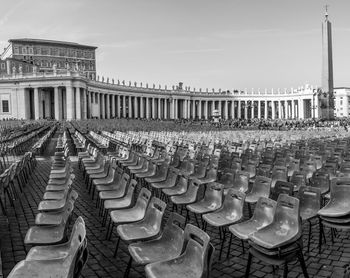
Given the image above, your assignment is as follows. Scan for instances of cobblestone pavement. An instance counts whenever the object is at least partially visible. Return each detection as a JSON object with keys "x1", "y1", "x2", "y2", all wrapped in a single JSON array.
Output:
[{"x1": 0, "y1": 136, "x2": 350, "y2": 277}]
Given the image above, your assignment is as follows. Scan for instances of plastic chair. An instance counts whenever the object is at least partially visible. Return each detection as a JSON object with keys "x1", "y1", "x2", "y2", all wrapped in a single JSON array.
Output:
[
  {"x1": 202, "y1": 189, "x2": 245, "y2": 259},
  {"x1": 245, "y1": 176, "x2": 271, "y2": 204},
  {"x1": 230, "y1": 197, "x2": 276, "y2": 241},
  {"x1": 162, "y1": 176, "x2": 188, "y2": 197},
  {"x1": 270, "y1": 180, "x2": 294, "y2": 201},
  {"x1": 8, "y1": 217, "x2": 88, "y2": 278},
  {"x1": 271, "y1": 166, "x2": 287, "y2": 189},
  {"x1": 318, "y1": 183, "x2": 350, "y2": 217},
  {"x1": 298, "y1": 186, "x2": 321, "y2": 253},
  {"x1": 115, "y1": 197, "x2": 166, "y2": 257},
  {"x1": 145, "y1": 224, "x2": 212, "y2": 278},
  {"x1": 290, "y1": 171, "x2": 307, "y2": 192},
  {"x1": 193, "y1": 167, "x2": 217, "y2": 185},
  {"x1": 106, "y1": 188, "x2": 151, "y2": 240},
  {"x1": 230, "y1": 170, "x2": 249, "y2": 193},
  {"x1": 249, "y1": 194, "x2": 301, "y2": 249}
]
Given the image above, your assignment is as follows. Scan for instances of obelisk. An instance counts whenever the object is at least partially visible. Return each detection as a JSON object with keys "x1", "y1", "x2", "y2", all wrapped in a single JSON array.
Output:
[{"x1": 321, "y1": 5, "x2": 334, "y2": 119}]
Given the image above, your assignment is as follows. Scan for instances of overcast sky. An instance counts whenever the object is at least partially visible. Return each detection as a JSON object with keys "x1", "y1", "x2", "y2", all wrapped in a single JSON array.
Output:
[{"x1": 1, "y1": 0, "x2": 350, "y2": 91}]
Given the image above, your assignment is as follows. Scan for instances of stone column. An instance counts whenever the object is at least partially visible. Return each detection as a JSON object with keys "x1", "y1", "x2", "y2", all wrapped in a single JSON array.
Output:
[
  {"x1": 54, "y1": 87, "x2": 60, "y2": 120},
  {"x1": 291, "y1": 100, "x2": 295, "y2": 119},
  {"x1": 272, "y1": 101, "x2": 276, "y2": 119},
  {"x1": 101, "y1": 93, "x2": 105, "y2": 119},
  {"x1": 264, "y1": 101, "x2": 268, "y2": 119},
  {"x1": 231, "y1": 101, "x2": 235, "y2": 119},
  {"x1": 82, "y1": 89, "x2": 87, "y2": 119},
  {"x1": 192, "y1": 100, "x2": 196, "y2": 119},
  {"x1": 86, "y1": 91, "x2": 90, "y2": 119},
  {"x1": 204, "y1": 100, "x2": 208, "y2": 120},
  {"x1": 107, "y1": 94, "x2": 111, "y2": 119},
  {"x1": 251, "y1": 101, "x2": 255, "y2": 119},
  {"x1": 175, "y1": 99, "x2": 178, "y2": 119},
  {"x1": 198, "y1": 100, "x2": 202, "y2": 120},
  {"x1": 218, "y1": 100, "x2": 222, "y2": 119},
  {"x1": 117, "y1": 95, "x2": 121, "y2": 118},
  {"x1": 244, "y1": 101, "x2": 248, "y2": 119},
  {"x1": 158, "y1": 98, "x2": 161, "y2": 119},
  {"x1": 224, "y1": 100, "x2": 228, "y2": 120},
  {"x1": 134, "y1": 96, "x2": 138, "y2": 118},
  {"x1": 128, "y1": 96, "x2": 132, "y2": 118},
  {"x1": 258, "y1": 100, "x2": 261, "y2": 119},
  {"x1": 164, "y1": 99, "x2": 168, "y2": 120},
  {"x1": 299, "y1": 99, "x2": 304, "y2": 119},
  {"x1": 146, "y1": 97, "x2": 150, "y2": 119},
  {"x1": 75, "y1": 87, "x2": 81, "y2": 120},
  {"x1": 152, "y1": 98, "x2": 156, "y2": 119},
  {"x1": 238, "y1": 101, "x2": 241, "y2": 118},
  {"x1": 111, "y1": 95, "x2": 115, "y2": 118},
  {"x1": 66, "y1": 86, "x2": 74, "y2": 120},
  {"x1": 140, "y1": 97, "x2": 144, "y2": 118},
  {"x1": 33, "y1": 87, "x2": 40, "y2": 120}
]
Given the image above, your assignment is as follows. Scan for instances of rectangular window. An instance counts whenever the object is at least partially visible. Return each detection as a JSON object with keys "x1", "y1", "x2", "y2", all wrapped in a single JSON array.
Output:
[{"x1": 2, "y1": 100, "x2": 9, "y2": 113}]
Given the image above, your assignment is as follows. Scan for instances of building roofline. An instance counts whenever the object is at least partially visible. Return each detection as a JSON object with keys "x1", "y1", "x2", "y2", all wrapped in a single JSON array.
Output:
[
  {"x1": 8, "y1": 38, "x2": 97, "y2": 50},
  {"x1": 334, "y1": 87, "x2": 350, "y2": 90}
]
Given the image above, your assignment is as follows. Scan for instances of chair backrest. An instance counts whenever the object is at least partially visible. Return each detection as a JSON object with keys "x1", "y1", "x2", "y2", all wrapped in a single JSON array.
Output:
[
  {"x1": 221, "y1": 189, "x2": 245, "y2": 219},
  {"x1": 181, "y1": 224, "x2": 211, "y2": 277},
  {"x1": 232, "y1": 170, "x2": 249, "y2": 192},
  {"x1": 135, "y1": 188, "x2": 152, "y2": 210},
  {"x1": 273, "y1": 194, "x2": 300, "y2": 233},
  {"x1": 251, "y1": 197, "x2": 277, "y2": 228},
  {"x1": 142, "y1": 197, "x2": 167, "y2": 231},
  {"x1": 290, "y1": 171, "x2": 307, "y2": 191},
  {"x1": 251, "y1": 176, "x2": 272, "y2": 196},
  {"x1": 205, "y1": 167, "x2": 217, "y2": 180},
  {"x1": 218, "y1": 171, "x2": 234, "y2": 189},
  {"x1": 297, "y1": 186, "x2": 321, "y2": 219},
  {"x1": 271, "y1": 180, "x2": 294, "y2": 200},
  {"x1": 160, "y1": 212, "x2": 185, "y2": 244},
  {"x1": 202, "y1": 182, "x2": 223, "y2": 207}
]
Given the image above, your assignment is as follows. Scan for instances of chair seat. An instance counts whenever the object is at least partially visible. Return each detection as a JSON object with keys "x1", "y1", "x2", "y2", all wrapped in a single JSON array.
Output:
[
  {"x1": 203, "y1": 211, "x2": 241, "y2": 227},
  {"x1": 117, "y1": 222, "x2": 159, "y2": 242},
  {"x1": 86, "y1": 168, "x2": 104, "y2": 175},
  {"x1": 128, "y1": 237, "x2": 182, "y2": 265},
  {"x1": 152, "y1": 180, "x2": 175, "y2": 189},
  {"x1": 110, "y1": 207, "x2": 145, "y2": 224},
  {"x1": 249, "y1": 222, "x2": 302, "y2": 249},
  {"x1": 7, "y1": 259, "x2": 71, "y2": 278},
  {"x1": 163, "y1": 186, "x2": 186, "y2": 196},
  {"x1": 46, "y1": 184, "x2": 69, "y2": 192},
  {"x1": 229, "y1": 219, "x2": 264, "y2": 240},
  {"x1": 194, "y1": 178, "x2": 216, "y2": 185},
  {"x1": 104, "y1": 196, "x2": 132, "y2": 210},
  {"x1": 35, "y1": 213, "x2": 64, "y2": 226},
  {"x1": 89, "y1": 172, "x2": 108, "y2": 180},
  {"x1": 38, "y1": 198, "x2": 66, "y2": 212},
  {"x1": 171, "y1": 194, "x2": 196, "y2": 205},
  {"x1": 187, "y1": 201, "x2": 221, "y2": 214},
  {"x1": 93, "y1": 178, "x2": 114, "y2": 186},
  {"x1": 99, "y1": 189, "x2": 125, "y2": 200},
  {"x1": 135, "y1": 171, "x2": 155, "y2": 179},
  {"x1": 320, "y1": 214, "x2": 350, "y2": 224},
  {"x1": 43, "y1": 191, "x2": 65, "y2": 200},
  {"x1": 24, "y1": 223, "x2": 66, "y2": 245},
  {"x1": 300, "y1": 208, "x2": 318, "y2": 221},
  {"x1": 49, "y1": 172, "x2": 69, "y2": 180},
  {"x1": 318, "y1": 201, "x2": 350, "y2": 217},
  {"x1": 96, "y1": 184, "x2": 119, "y2": 192},
  {"x1": 145, "y1": 176, "x2": 166, "y2": 184},
  {"x1": 245, "y1": 192, "x2": 269, "y2": 204}
]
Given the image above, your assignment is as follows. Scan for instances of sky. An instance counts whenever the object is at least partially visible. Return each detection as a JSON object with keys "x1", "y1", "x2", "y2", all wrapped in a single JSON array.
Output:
[{"x1": 1, "y1": 0, "x2": 350, "y2": 92}]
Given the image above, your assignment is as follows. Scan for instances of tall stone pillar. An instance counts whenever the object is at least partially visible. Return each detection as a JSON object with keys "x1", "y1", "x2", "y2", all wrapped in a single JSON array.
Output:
[
  {"x1": 258, "y1": 100, "x2": 261, "y2": 119},
  {"x1": 174, "y1": 99, "x2": 178, "y2": 119},
  {"x1": 66, "y1": 86, "x2": 74, "y2": 120},
  {"x1": 251, "y1": 101, "x2": 255, "y2": 119},
  {"x1": 117, "y1": 95, "x2": 121, "y2": 118},
  {"x1": 238, "y1": 101, "x2": 241, "y2": 118},
  {"x1": 224, "y1": 101, "x2": 228, "y2": 120},
  {"x1": 264, "y1": 101, "x2": 268, "y2": 119},
  {"x1": 244, "y1": 101, "x2": 248, "y2": 119},
  {"x1": 33, "y1": 88, "x2": 40, "y2": 120},
  {"x1": 75, "y1": 87, "x2": 81, "y2": 120},
  {"x1": 106, "y1": 94, "x2": 111, "y2": 119},
  {"x1": 128, "y1": 96, "x2": 132, "y2": 118},
  {"x1": 140, "y1": 97, "x2": 144, "y2": 118},
  {"x1": 299, "y1": 99, "x2": 304, "y2": 119},
  {"x1": 272, "y1": 101, "x2": 276, "y2": 119},
  {"x1": 231, "y1": 101, "x2": 235, "y2": 119},
  {"x1": 82, "y1": 89, "x2": 87, "y2": 119},
  {"x1": 152, "y1": 98, "x2": 156, "y2": 119},
  {"x1": 146, "y1": 97, "x2": 150, "y2": 119},
  {"x1": 101, "y1": 94, "x2": 105, "y2": 119},
  {"x1": 54, "y1": 87, "x2": 60, "y2": 120},
  {"x1": 111, "y1": 95, "x2": 115, "y2": 118},
  {"x1": 164, "y1": 99, "x2": 168, "y2": 120},
  {"x1": 198, "y1": 100, "x2": 202, "y2": 120},
  {"x1": 158, "y1": 98, "x2": 161, "y2": 119},
  {"x1": 134, "y1": 96, "x2": 138, "y2": 118}
]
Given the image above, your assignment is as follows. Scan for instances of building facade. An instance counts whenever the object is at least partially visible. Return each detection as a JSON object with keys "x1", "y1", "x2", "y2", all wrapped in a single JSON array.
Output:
[
  {"x1": 334, "y1": 87, "x2": 350, "y2": 117},
  {"x1": 0, "y1": 38, "x2": 97, "y2": 79},
  {"x1": 0, "y1": 67, "x2": 321, "y2": 121}
]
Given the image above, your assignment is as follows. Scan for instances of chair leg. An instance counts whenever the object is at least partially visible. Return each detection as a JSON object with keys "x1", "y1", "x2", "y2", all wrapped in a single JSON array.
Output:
[
  {"x1": 244, "y1": 252, "x2": 252, "y2": 278},
  {"x1": 283, "y1": 262, "x2": 288, "y2": 278},
  {"x1": 219, "y1": 228, "x2": 226, "y2": 260},
  {"x1": 319, "y1": 220, "x2": 323, "y2": 254},
  {"x1": 123, "y1": 256, "x2": 133, "y2": 278},
  {"x1": 226, "y1": 232, "x2": 233, "y2": 259},
  {"x1": 307, "y1": 220, "x2": 312, "y2": 253},
  {"x1": 298, "y1": 249, "x2": 309, "y2": 278}
]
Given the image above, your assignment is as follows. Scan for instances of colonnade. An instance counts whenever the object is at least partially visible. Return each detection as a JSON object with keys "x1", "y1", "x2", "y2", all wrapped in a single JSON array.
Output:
[{"x1": 25, "y1": 86, "x2": 317, "y2": 121}]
